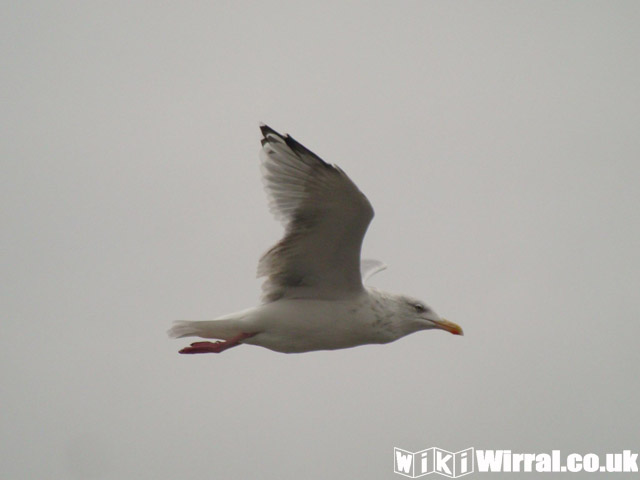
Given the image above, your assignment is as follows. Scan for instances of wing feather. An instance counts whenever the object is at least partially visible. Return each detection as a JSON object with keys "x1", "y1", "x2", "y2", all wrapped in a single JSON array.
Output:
[{"x1": 258, "y1": 125, "x2": 374, "y2": 302}]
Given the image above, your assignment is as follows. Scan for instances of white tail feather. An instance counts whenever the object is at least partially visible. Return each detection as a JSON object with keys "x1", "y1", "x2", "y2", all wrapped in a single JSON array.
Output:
[
  {"x1": 167, "y1": 321, "x2": 200, "y2": 338},
  {"x1": 168, "y1": 316, "x2": 249, "y2": 341}
]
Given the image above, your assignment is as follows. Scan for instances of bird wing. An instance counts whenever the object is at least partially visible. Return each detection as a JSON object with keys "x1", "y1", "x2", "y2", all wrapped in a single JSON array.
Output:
[
  {"x1": 360, "y1": 259, "x2": 387, "y2": 282},
  {"x1": 258, "y1": 124, "x2": 374, "y2": 302}
]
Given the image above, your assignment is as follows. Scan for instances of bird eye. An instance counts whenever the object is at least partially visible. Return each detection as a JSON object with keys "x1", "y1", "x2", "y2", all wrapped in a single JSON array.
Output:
[{"x1": 413, "y1": 303, "x2": 427, "y2": 313}]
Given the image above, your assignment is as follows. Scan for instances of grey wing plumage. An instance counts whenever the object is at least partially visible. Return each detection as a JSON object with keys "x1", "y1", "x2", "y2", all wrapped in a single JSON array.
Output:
[{"x1": 258, "y1": 124, "x2": 374, "y2": 302}]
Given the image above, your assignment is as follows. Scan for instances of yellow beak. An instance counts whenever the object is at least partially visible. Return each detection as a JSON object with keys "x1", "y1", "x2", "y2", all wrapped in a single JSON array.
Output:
[{"x1": 434, "y1": 318, "x2": 464, "y2": 335}]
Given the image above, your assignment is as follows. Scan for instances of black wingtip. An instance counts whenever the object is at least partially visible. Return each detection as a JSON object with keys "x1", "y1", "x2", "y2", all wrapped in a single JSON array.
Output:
[
  {"x1": 260, "y1": 123, "x2": 279, "y2": 137},
  {"x1": 259, "y1": 123, "x2": 331, "y2": 167},
  {"x1": 259, "y1": 123, "x2": 286, "y2": 146},
  {"x1": 284, "y1": 134, "x2": 331, "y2": 167}
]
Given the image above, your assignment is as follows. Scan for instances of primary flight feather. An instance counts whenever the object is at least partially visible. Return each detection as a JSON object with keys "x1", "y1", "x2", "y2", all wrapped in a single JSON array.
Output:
[{"x1": 168, "y1": 125, "x2": 462, "y2": 354}]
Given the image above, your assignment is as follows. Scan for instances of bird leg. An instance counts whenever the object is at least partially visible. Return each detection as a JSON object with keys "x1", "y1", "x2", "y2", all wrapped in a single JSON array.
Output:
[{"x1": 178, "y1": 332, "x2": 257, "y2": 354}]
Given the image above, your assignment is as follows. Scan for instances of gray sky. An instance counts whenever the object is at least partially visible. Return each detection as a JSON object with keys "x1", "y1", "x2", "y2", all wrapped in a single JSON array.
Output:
[{"x1": 2, "y1": 2, "x2": 639, "y2": 479}]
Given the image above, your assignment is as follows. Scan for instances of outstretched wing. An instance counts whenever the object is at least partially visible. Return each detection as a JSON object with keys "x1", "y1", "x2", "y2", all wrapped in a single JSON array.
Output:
[{"x1": 258, "y1": 124, "x2": 374, "y2": 302}]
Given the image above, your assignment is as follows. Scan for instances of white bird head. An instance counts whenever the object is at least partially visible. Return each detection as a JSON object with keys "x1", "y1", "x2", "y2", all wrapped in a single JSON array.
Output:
[{"x1": 394, "y1": 295, "x2": 463, "y2": 336}]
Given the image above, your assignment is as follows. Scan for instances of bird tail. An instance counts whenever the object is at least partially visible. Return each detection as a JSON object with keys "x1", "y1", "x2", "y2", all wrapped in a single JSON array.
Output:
[
  {"x1": 168, "y1": 311, "x2": 254, "y2": 341},
  {"x1": 168, "y1": 321, "x2": 201, "y2": 338}
]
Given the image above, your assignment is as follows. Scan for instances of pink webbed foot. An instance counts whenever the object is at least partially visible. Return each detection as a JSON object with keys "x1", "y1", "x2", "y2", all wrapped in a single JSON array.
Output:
[{"x1": 179, "y1": 332, "x2": 257, "y2": 354}]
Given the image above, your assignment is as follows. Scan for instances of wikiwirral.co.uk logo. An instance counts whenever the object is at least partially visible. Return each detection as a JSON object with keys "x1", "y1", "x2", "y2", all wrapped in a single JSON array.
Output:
[
  {"x1": 394, "y1": 447, "x2": 474, "y2": 478},
  {"x1": 394, "y1": 447, "x2": 639, "y2": 477}
]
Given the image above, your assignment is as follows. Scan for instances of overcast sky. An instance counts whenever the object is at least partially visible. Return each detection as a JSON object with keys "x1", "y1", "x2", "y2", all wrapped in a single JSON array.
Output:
[{"x1": 2, "y1": 2, "x2": 639, "y2": 479}]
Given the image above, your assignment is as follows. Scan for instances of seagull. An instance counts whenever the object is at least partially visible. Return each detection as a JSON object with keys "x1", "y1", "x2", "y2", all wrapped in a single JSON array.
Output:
[{"x1": 168, "y1": 124, "x2": 462, "y2": 354}]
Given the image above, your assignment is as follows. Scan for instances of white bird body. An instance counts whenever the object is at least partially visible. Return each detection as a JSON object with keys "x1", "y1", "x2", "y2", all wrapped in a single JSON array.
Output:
[
  {"x1": 169, "y1": 125, "x2": 462, "y2": 355},
  {"x1": 171, "y1": 288, "x2": 422, "y2": 353}
]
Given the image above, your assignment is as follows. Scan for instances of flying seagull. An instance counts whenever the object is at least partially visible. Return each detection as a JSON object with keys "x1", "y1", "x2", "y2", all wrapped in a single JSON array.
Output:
[{"x1": 168, "y1": 125, "x2": 462, "y2": 354}]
